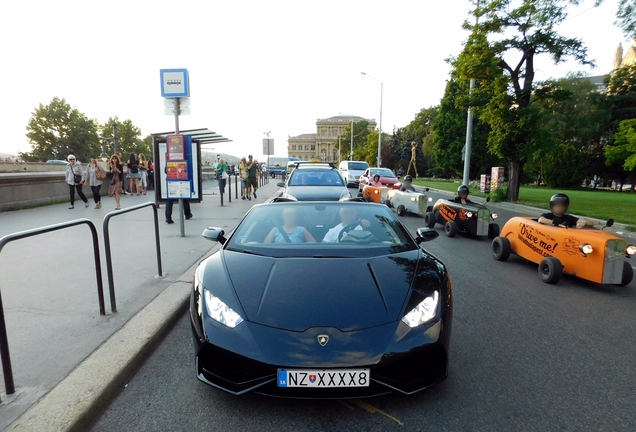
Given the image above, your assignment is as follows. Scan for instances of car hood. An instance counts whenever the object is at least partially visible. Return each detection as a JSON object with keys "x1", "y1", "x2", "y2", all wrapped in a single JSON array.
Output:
[
  {"x1": 216, "y1": 250, "x2": 426, "y2": 332},
  {"x1": 284, "y1": 186, "x2": 349, "y2": 201}
]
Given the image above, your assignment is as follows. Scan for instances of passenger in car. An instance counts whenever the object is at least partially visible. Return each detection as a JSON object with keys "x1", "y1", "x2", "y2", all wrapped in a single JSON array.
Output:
[
  {"x1": 323, "y1": 207, "x2": 371, "y2": 242},
  {"x1": 264, "y1": 207, "x2": 316, "y2": 243},
  {"x1": 538, "y1": 193, "x2": 593, "y2": 229}
]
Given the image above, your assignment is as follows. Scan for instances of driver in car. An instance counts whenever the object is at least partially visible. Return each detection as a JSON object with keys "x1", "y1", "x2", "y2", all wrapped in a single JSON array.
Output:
[
  {"x1": 538, "y1": 193, "x2": 593, "y2": 229},
  {"x1": 369, "y1": 174, "x2": 383, "y2": 187},
  {"x1": 452, "y1": 185, "x2": 473, "y2": 205},
  {"x1": 322, "y1": 207, "x2": 371, "y2": 243},
  {"x1": 400, "y1": 175, "x2": 416, "y2": 192}
]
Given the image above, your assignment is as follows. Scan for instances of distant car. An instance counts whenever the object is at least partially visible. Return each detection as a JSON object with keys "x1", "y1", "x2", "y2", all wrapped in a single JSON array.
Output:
[
  {"x1": 492, "y1": 217, "x2": 634, "y2": 285},
  {"x1": 277, "y1": 164, "x2": 351, "y2": 201},
  {"x1": 46, "y1": 159, "x2": 69, "y2": 165},
  {"x1": 358, "y1": 168, "x2": 402, "y2": 192},
  {"x1": 387, "y1": 188, "x2": 432, "y2": 216},
  {"x1": 339, "y1": 160, "x2": 370, "y2": 188},
  {"x1": 191, "y1": 200, "x2": 451, "y2": 397},
  {"x1": 425, "y1": 198, "x2": 500, "y2": 239}
]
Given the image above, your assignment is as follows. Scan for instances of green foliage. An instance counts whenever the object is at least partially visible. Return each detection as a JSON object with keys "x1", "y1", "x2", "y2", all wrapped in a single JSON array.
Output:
[
  {"x1": 542, "y1": 144, "x2": 589, "y2": 188},
  {"x1": 490, "y1": 183, "x2": 508, "y2": 202},
  {"x1": 100, "y1": 117, "x2": 151, "y2": 158},
  {"x1": 336, "y1": 120, "x2": 370, "y2": 161},
  {"x1": 595, "y1": 0, "x2": 636, "y2": 39},
  {"x1": 605, "y1": 119, "x2": 636, "y2": 171},
  {"x1": 21, "y1": 97, "x2": 100, "y2": 162},
  {"x1": 454, "y1": 0, "x2": 592, "y2": 201}
]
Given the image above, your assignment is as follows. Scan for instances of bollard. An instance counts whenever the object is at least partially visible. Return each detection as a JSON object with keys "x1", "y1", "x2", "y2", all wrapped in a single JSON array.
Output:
[{"x1": 235, "y1": 174, "x2": 238, "y2": 199}]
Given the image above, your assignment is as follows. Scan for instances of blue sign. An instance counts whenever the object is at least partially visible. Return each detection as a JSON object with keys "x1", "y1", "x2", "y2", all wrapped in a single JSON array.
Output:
[{"x1": 160, "y1": 68, "x2": 190, "y2": 98}]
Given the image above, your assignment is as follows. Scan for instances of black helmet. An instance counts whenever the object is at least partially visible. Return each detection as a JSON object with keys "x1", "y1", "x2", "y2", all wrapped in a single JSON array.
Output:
[
  {"x1": 550, "y1": 193, "x2": 570, "y2": 210},
  {"x1": 404, "y1": 175, "x2": 413, "y2": 182},
  {"x1": 457, "y1": 185, "x2": 469, "y2": 196},
  {"x1": 373, "y1": 173, "x2": 380, "y2": 179}
]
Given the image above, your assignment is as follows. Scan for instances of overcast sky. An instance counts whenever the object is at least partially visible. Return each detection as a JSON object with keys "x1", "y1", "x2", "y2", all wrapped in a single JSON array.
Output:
[{"x1": 1, "y1": 0, "x2": 629, "y2": 159}]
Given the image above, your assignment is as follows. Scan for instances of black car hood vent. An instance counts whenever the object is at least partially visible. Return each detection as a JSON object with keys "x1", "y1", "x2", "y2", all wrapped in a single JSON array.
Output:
[{"x1": 222, "y1": 251, "x2": 419, "y2": 332}]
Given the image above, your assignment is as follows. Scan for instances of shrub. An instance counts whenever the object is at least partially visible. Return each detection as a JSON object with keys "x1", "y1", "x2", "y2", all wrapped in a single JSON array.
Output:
[{"x1": 490, "y1": 183, "x2": 508, "y2": 202}]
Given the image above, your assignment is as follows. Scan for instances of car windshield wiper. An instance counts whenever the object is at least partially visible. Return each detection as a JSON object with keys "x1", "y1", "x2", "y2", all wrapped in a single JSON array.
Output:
[{"x1": 225, "y1": 247, "x2": 267, "y2": 257}]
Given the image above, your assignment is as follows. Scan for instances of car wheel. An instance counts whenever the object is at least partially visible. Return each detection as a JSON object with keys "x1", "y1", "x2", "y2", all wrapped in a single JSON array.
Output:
[
  {"x1": 488, "y1": 223, "x2": 500, "y2": 239},
  {"x1": 491, "y1": 236, "x2": 511, "y2": 261},
  {"x1": 538, "y1": 257, "x2": 563, "y2": 284},
  {"x1": 425, "y1": 212, "x2": 436, "y2": 228},
  {"x1": 445, "y1": 221, "x2": 458, "y2": 237},
  {"x1": 619, "y1": 261, "x2": 634, "y2": 286},
  {"x1": 397, "y1": 205, "x2": 406, "y2": 216},
  {"x1": 385, "y1": 198, "x2": 391, "y2": 208}
]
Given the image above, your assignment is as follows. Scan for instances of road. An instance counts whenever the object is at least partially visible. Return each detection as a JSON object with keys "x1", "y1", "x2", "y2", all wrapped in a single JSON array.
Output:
[{"x1": 89, "y1": 190, "x2": 636, "y2": 432}]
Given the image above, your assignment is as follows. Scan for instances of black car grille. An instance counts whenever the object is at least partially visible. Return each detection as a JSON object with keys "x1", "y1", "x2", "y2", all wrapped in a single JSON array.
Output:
[
  {"x1": 198, "y1": 344, "x2": 277, "y2": 390},
  {"x1": 371, "y1": 345, "x2": 447, "y2": 393}
]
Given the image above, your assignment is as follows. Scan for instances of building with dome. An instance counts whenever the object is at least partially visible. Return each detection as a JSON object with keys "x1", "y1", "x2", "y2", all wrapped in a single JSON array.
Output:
[{"x1": 287, "y1": 115, "x2": 376, "y2": 162}]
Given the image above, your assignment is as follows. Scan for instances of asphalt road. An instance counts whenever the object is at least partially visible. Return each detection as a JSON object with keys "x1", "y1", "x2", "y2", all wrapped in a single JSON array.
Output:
[{"x1": 89, "y1": 190, "x2": 636, "y2": 432}]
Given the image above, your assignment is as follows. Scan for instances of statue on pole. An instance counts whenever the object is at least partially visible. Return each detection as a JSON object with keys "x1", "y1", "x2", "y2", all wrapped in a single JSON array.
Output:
[{"x1": 406, "y1": 141, "x2": 419, "y2": 178}]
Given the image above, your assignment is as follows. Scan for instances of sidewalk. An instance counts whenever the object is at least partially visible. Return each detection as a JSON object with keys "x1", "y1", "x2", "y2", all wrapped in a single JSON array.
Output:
[
  {"x1": 0, "y1": 178, "x2": 280, "y2": 430},
  {"x1": 417, "y1": 185, "x2": 636, "y2": 242}
]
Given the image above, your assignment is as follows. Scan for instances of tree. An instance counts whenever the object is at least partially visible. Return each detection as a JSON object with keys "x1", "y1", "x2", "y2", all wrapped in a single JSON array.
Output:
[
  {"x1": 605, "y1": 118, "x2": 636, "y2": 172},
  {"x1": 542, "y1": 143, "x2": 589, "y2": 188},
  {"x1": 100, "y1": 117, "x2": 152, "y2": 158},
  {"x1": 335, "y1": 120, "x2": 370, "y2": 161},
  {"x1": 455, "y1": 0, "x2": 592, "y2": 201},
  {"x1": 21, "y1": 97, "x2": 100, "y2": 162},
  {"x1": 595, "y1": 0, "x2": 636, "y2": 39}
]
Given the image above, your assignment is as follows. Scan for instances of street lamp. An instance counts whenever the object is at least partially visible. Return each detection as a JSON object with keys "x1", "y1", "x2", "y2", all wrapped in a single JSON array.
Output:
[
  {"x1": 100, "y1": 148, "x2": 109, "y2": 162},
  {"x1": 112, "y1": 121, "x2": 119, "y2": 155},
  {"x1": 361, "y1": 72, "x2": 383, "y2": 167}
]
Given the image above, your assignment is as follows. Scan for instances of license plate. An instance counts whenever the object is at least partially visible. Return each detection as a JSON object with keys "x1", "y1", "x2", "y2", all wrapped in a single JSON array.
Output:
[{"x1": 277, "y1": 369, "x2": 370, "y2": 388}]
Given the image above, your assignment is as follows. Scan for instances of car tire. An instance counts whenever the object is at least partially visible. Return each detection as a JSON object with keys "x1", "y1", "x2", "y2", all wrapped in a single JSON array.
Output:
[
  {"x1": 397, "y1": 205, "x2": 406, "y2": 216},
  {"x1": 385, "y1": 198, "x2": 391, "y2": 208},
  {"x1": 538, "y1": 257, "x2": 563, "y2": 284},
  {"x1": 619, "y1": 261, "x2": 633, "y2": 286},
  {"x1": 491, "y1": 236, "x2": 511, "y2": 261},
  {"x1": 488, "y1": 223, "x2": 500, "y2": 239},
  {"x1": 425, "y1": 212, "x2": 436, "y2": 228},
  {"x1": 445, "y1": 221, "x2": 458, "y2": 238}
]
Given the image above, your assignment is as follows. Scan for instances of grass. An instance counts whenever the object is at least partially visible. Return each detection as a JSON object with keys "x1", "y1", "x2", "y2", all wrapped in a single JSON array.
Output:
[{"x1": 414, "y1": 178, "x2": 636, "y2": 226}]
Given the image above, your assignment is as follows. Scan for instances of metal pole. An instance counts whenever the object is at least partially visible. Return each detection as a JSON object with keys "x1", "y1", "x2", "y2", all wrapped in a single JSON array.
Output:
[
  {"x1": 378, "y1": 82, "x2": 383, "y2": 167},
  {"x1": 350, "y1": 119, "x2": 353, "y2": 161},
  {"x1": 462, "y1": 1, "x2": 480, "y2": 187},
  {"x1": 152, "y1": 204, "x2": 163, "y2": 277},
  {"x1": 0, "y1": 289, "x2": 15, "y2": 395},
  {"x1": 235, "y1": 173, "x2": 238, "y2": 199},
  {"x1": 113, "y1": 122, "x2": 118, "y2": 155},
  {"x1": 174, "y1": 98, "x2": 185, "y2": 237}
]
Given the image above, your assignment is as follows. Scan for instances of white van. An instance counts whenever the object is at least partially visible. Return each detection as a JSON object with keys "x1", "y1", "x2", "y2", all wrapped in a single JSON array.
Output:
[{"x1": 338, "y1": 160, "x2": 370, "y2": 187}]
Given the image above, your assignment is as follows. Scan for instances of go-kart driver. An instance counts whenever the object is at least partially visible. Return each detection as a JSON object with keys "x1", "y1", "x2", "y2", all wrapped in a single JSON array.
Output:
[
  {"x1": 369, "y1": 174, "x2": 383, "y2": 187},
  {"x1": 452, "y1": 185, "x2": 473, "y2": 205},
  {"x1": 400, "y1": 175, "x2": 416, "y2": 192},
  {"x1": 323, "y1": 207, "x2": 371, "y2": 242},
  {"x1": 538, "y1": 193, "x2": 593, "y2": 229}
]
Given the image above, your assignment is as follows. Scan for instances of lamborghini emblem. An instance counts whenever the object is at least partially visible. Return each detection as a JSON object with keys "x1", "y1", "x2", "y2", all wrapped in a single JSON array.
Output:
[{"x1": 317, "y1": 334, "x2": 329, "y2": 346}]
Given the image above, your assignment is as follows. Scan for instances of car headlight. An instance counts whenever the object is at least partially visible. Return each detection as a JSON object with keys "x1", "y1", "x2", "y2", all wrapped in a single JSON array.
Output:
[
  {"x1": 579, "y1": 243, "x2": 593, "y2": 255},
  {"x1": 204, "y1": 290, "x2": 244, "y2": 328},
  {"x1": 428, "y1": 197, "x2": 433, "y2": 202},
  {"x1": 491, "y1": 212, "x2": 498, "y2": 220},
  {"x1": 626, "y1": 244, "x2": 636, "y2": 255},
  {"x1": 411, "y1": 197, "x2": 416, "y2": 202},
  {"x1": 401, "y1": 291, "x2": 439, "y2": 328},
  {"x1": 466, "y1": 211, "x2": 473, "y2": 218}
]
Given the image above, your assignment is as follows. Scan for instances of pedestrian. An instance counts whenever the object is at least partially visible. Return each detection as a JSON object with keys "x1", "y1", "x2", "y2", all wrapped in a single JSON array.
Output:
[
  {"x1": 86, "y1": 155, "x2": 106, "y2": 209},
  {"x1": 165, "y1": 200, "x2": 192, "y2": 224},
  {"x1": 246, "y1": 154, "x2": 258, "y2": 200},
  {"x1": 138, "y1": 153, "x2": 148, "y2": 195},
  {"x1": 116, "y1": 152, "x2": 128, "y2": 194},
  {"x1": 109, "y1": 154, "x2": 123, "y2": 210},
  {"x1": 66, "y1": 154, "x2": 89, "y2": 209},
  {"x1": 239, "y1": 157, "x2": 248, "y2": 199},
  {"x1": 147, "y1": 158, "x2": 154, "y2": 190},
  {"x1": 127, "y1": 152, "x2": 142, "y2": 195},
  {"x1": 216, "y1": 158, "x2": 229, "y2": 194}
]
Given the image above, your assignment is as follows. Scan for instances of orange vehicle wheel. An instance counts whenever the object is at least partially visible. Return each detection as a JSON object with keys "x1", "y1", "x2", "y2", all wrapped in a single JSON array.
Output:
[
  {"x1": 538, "y1": 257, "x2": 563, "y2": 284},
  {"x1": 619, "y1": 261, "x2": 633, "y2": 286},
  {"x1": 492, "y1": 237, "x2": 511, "y2": 261}
]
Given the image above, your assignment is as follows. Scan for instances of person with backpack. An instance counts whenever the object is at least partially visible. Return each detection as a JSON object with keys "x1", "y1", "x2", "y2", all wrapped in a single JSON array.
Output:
[{"x1": 127, "y1": 152, "x2": 142, "y2": 195}]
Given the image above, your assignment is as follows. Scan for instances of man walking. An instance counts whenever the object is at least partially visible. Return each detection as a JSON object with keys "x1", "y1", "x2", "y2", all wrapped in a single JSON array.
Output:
[{"x1": 245, "y1": 154, "x2": 258, "y2": 200}]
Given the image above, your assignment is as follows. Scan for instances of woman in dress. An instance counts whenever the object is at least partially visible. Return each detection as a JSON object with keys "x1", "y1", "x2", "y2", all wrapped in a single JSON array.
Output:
[
  {"x1": 86, "y1": 155, "x2": 105, "y2": 209},
  {"x1": 127, "y1": 152, "x2": 142, "y2": 195},
  {"x1": 138, "y1": 153, "x2": 148, "y2": 195},
  {"x1": 66, "y1": 154, "x2": 89, "y2": 209},
  {"x1": 239, "y1": 157, "x2": 248, "y2": 199},
  {"x1": 109, "y1": 154, "x2": 123, "y2": 210},
  {"x1": 264, "y1": 207, "x2": 316, "y2": 243}
]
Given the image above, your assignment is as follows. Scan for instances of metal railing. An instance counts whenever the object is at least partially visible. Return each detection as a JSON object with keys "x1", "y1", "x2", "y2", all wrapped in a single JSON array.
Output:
[
  {"x1": 103, "y1": 203, "x2": 163, "y2": 314},
  {"x1": 0, "y1": 218, "x2": 105, "y2": 395}
]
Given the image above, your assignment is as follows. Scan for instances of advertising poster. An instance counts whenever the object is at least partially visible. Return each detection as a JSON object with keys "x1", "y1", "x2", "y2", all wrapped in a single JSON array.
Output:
[
  {"x1": 167, "y1": 134, "x2": 185, "y2": 161},
  {"x1": 155, "y1": 135, "x2": 201, "y2": 202}
]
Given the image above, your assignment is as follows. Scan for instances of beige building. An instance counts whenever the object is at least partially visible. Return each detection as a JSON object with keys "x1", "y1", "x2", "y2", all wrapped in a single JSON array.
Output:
[
  {"x1": 614, "y1": 39, "x2": 636, "y2": 69},
  {"x1": 287, "y1": 115, "x2": 377, "y2": 162}
]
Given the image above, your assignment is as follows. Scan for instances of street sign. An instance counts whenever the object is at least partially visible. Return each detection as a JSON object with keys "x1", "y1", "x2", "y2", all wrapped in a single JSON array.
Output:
[
  {"x1": 160, "y1": 69, "x2": 190, "y2": 98},
  {"x1": 164, "y1": 106, "x2": 191, "y2": 116},
  {"x1": 163, "y1": 98, "x2": 190, "y2": 108},
  {"x1": 263, "y1": 138, "x2": 274, "y2": 155}
]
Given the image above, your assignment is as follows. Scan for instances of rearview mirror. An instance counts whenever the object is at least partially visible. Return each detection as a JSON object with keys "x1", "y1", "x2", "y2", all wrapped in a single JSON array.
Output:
[
  {"x1": 606, "y1": 218, "x2": 614, "y2": 227},
  {"x1": 202, "y1": 227, "x2": 226, "y2": 244},
  {"x1": 416, "y1": 228, "x2": 439, "y2": 244},
  {"x1": 486, "y1": 197, "x2": 491, "y2": 203},
  {"x1": 277, "y1": 182, "x2": 285, "y2": 188},
  {"x1": 425, "y1": 188, "x2": 430, "y2": 192}
]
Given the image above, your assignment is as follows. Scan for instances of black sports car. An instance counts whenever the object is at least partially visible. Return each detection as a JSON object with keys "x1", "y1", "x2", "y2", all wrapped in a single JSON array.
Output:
[{"x1": 191, "y1": 201, "x2": 452, "y2": 398}]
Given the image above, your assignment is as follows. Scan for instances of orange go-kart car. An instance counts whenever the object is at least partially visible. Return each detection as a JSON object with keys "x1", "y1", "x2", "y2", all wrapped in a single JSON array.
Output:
[
  {"x1": 361, "y1": 185, "x2": 389, "y2": 204},
  {"x1": 491, "y1": 217, "x2": 635, "y2": 285}
]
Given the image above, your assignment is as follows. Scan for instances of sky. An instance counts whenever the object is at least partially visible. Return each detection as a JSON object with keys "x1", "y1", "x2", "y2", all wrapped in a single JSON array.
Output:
[{"x1": 0, "y1": 0, "x2": 630, "y2": 159}]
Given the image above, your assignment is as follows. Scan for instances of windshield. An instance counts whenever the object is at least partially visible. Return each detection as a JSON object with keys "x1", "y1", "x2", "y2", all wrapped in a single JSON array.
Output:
[
  {"x1": 289, "y1": 169, "x2": 345, "y2": 186},
  {"x1": 370, "y1": 168, "x2": 396, "y2": 178},
  {"x1": 226, "y1": 203, "x2": 417, "y2": 258},
  {"x1": 348, "y1": 162, "x2": 369, "y2": 171}
]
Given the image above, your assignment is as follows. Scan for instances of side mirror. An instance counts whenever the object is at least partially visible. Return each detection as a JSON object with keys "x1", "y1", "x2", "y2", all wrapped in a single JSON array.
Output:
[
  {"x1": 277, "y1": 182, "x2": 286, "y2": 188},
  {"x1": 425, "y1": 188, "x2": 430, "y2": 192},
  {"x1": 416, "y1": 227, "x2": 439, "y2": 244},
  {"x1": 202, "y1": 227, "x2": 226, "y2": 244},
  {"x1": 606, "y1": 218, "x2": 614, "y2": 227},
  {"x1": 486, "y1": 197, "x2": 491, "y2": 203}
]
